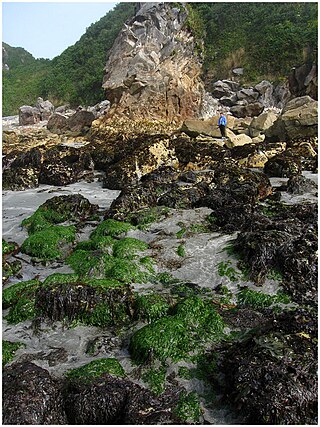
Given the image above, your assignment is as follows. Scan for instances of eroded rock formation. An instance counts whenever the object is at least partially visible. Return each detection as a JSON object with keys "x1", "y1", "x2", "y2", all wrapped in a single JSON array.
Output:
[{"x1": 102, "y1": 2, "x2": 204, "y2": 123}]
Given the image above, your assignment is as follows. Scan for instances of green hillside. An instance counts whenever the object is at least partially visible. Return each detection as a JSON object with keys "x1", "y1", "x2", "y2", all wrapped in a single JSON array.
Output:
[
  {"x1": 2, "y1": 2, "x2": 317, "y2": 116},
  {"x1": 190, "y1": 2, "x2": 318, "y2": 83}
]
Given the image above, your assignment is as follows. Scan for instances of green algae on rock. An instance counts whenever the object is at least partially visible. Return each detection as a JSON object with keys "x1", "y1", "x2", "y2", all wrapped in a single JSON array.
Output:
[
  {"x1": 35, "y1": 276, "x2": 134, "y2": 327},
  {"x1": 21, "y1": 225, "x2": 76, "y2": 261},
  {"x1": 2, "y1": 340, "x2": 25, "y2": 366},
  {"x1": 174, "y1": 391, "x2": 202, "y2": 423},
  {"x1": 134, "y1": 292, "x2": 170, "y2": 324},
  {"x1": 21, "y1": 194, "x2": 99, "y2": 235},
  {"x1": 141, "y1": 366, "x2": 166, "y2": 395},
  {"x1": 67, "y1": 231, "x2": 154, "y2": 283},
  {"x1": 3, "y1": 279, "x2": 41, "y2": 324},
  {"x1": 237, "y1": 288, "x2": 291, "y2": 309},
  {"x1": 130, "y1": 296, "x2": 225, "y2": 363},
  {"x1": 90, "y1": 219, "x2": 133, "y2": 239},
  {"x1": 65, "y1": 358, "x2": 125, "y2": 381}
]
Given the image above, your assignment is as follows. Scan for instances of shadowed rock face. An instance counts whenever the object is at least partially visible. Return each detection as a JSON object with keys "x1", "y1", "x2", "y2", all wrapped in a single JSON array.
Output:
[{"x1": 102, "y1": 3, "x2": 204, "y2": 123}]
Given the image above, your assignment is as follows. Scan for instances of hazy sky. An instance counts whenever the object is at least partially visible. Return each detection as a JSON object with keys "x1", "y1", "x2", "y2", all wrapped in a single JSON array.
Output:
[{"x1": 2, "y1": 1, "x2": 118, "y2": 59}]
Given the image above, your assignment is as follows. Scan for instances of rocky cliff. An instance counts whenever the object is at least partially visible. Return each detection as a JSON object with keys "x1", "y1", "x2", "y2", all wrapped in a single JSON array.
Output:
[{"x1": 102, "y1": 2, "x2": 204, "y2": 123}]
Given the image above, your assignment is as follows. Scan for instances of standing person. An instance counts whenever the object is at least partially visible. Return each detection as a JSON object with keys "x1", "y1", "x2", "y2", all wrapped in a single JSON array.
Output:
[{"x1": 218, "y1": 112, "x2": 227, "y2": 139}]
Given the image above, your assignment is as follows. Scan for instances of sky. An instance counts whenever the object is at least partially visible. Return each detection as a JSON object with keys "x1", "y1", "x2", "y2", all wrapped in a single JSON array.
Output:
[{"x1": 2, "y1": 1, "x2": 118, "y2": 59}]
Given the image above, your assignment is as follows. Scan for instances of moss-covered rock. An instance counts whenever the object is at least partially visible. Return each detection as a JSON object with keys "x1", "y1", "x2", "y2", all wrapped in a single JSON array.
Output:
[
  {"x1": 22, "y1": 194, "x2": 99, "y2": 235},
  {"x1": 90, "y1": 218, "x2": 133, "y2": 238},
  {"x1": 65, "y1": 358, "x2": 125, "y2": 381},
  {"x1": 173, "y1": 391, "x2": 202, "y2": 423},
  {"x1": 130, "y1": 296, "x2": 225, "y2": 363},
  {"x1": 134, "y1": 292, "x2": 170, "y2": 323},
  {"x1": 3, "y1": 279, "x2": 41, "y2": 324},
  {"x1": 2, "y1": 239, "x2": 21, "y2": 283},
  {"x1": 2, "y1": 340, "x2": 25, "y2": 366},
  {"x1": 21, "y1": 225, "x2": 76, "y2": 261},
  {"x1": 35, "y1": 276, "x2": 135, "y2": 327}
]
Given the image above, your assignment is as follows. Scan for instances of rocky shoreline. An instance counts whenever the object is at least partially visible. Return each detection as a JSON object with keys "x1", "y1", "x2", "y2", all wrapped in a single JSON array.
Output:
[{"x1": 2, "y1": 92, "x2": 318, "y2": 424}]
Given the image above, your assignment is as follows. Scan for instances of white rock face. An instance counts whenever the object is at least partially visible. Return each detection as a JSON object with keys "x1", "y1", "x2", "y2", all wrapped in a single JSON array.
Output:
[{"x1": 102, "y1": 3, "x2": 205, "y2": 123}]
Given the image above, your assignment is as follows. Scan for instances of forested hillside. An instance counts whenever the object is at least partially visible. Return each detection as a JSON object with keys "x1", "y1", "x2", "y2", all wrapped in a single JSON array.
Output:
[
  {"x1": 191, "y1": 2, "x2": 317, "y2": 82},
  {"x1": 2, "y1": 2, "x2": 317, "y2": 116},
  {"x1": 2, "y1": 3, "x2": 135, "y2": 116}
]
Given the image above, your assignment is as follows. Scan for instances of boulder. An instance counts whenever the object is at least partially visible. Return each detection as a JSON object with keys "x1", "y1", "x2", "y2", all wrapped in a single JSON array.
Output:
[
  {"x1": 2, "y1": 167, "x2": 39, "y2": 191},
  {"x1": 88, "y1": 100, "x2": 111, "y2": 118},
  {"x1": 181, "y1": 119, "x2": 221, "y2": 138},
  {"x1": 238, "y1": 151, "x2": 269, "y2": 168},
  {"x1": 249, "y1": 111, "x2": 278, "y2": 137},
  {"x1": 3, "y1": 362, "x2": 67, "y2": 424},
  {"x1": 47, "y1": 112, "x2": 69, "y2": 134},
  {"x1": 287, "y1": 174, "x2": 318, "y2": 194},
  {"x1": 251, "y1": 134, "x2": 265, "y2": 144},
  {"x1": 288, "y1": 62, "x2": 318, "y2": 100},
  {"x1": 65, "y1": 374, "x2": 180, "y2": 424},
  {"x1": 67, "y1": 110, "x2": 95, "y2": 133},
  {"x1": 221, "y1": 309, "x2": 318, "y2": 424},
  {"x1": 55, "y1": 105, "x2": 69, "y2": 114},
  {"x1": 35, "y1": 97, "x2": 54, "y2": 120},
  {"x1": 263, "y1": 153, "x2": 302, "y2": 177},
  {"x1": 267, "y1": 96, "x2": 318, "y2": 140},
  {"x1": 18, "y1": 105, "x2": 41, "y2": 125},
  {"x1": 255, "y1": 80, "x2": 274, "y2": 107},
  {"x1": 225, "y1": 130, "x2": 253, "y2": 148},
  {"x1": 236, "y1": 88, "x2": 260, "y2": 103},
  {"x1": 230, "y1": 102, "x2": 264, "y2": 118},
  {"x1": 272, "y1": 81, "x2": 291, "y2": 109},
  {"x1": 212, "y1": 80, "x2": 235, "y2": 98}
]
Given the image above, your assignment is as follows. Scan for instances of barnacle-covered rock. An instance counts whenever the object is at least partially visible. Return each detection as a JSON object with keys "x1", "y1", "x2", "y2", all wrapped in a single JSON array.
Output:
[
  {"x1": 3, "y1": 362, "x2": 67, "y2": 424},
  {"x1": 220, "y1": 308, "x2": 318, "y2": 424}
]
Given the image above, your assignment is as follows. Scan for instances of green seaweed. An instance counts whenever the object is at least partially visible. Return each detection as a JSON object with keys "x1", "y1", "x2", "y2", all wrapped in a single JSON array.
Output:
[
  {"x1": 65, "y1": 358, "x2": 125, "y2": 381},
  {"x1": 43, "y1": 273, "x2": 80, "y2": 287},
  {"x1": 90, "y1": 219, "x2": 133, "y2": 239},
  {"x1": 174, "y1": 391, "x2": 202, "y2": 423},
  {"x1": 176, "y1": 227, "x2": 187, "y2": 239},
  {"x1": 135, "y1": 293, "x2": 170, "y2": 323},
  {"x1": 2, "y1": 239, "x2": 16, "y2": 255},
  {"x1": 112, "y1": 237, "x2": 149, "y2": 259},
  {"x1": 156, "y1": 272, "x2": 181, "y2": 285},
  {"x1": 21, "y1": 208, "x2": 65, "y2": 234},
  {"x1": 2, "y1": 260, "x2": 22, "y2": 281},
  {"x1": 237, "y1": 288, "x2": 291, "y2": 309},
  {"x1": 142, "y1": 367, "x2": 166, "y2": 395},
  {"x1": 21, "y1": 225, "x2": 76, "y2": 260},
  {"x1": 2, "y1": 340, "x2": 25, "y2": 366},
  {"x1": 66, "y1": 249, "x2": 100, "y2": 277},
  {"x1": 130, "y1": 297, "x2": 225, "y2": 363},
  {"x1": 189, "y1": 223, "x2": 210, "y2": 233},
  {"x1": 126, "y1": 206, "x2": 170, "y2": 229},
  {"x1": 178, "y1": 366, "x2": 192, "y2": 379},
  {"x1": 177, "y1": 244, "x2": 186, "y2": 257},
  {"x1": 3, "y1": 279, "x2": 41, "y2": 324},
  {"x1": 217, "y1": 260, "x2": 240, "y2": 282},
  {"x1": 3, "y1": 279, "x2": 41, "y2": 307}
]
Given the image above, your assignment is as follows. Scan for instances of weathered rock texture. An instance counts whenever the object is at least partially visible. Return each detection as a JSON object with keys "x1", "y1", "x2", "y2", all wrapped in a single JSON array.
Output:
[
  {"x1": 102, "y1": 2, "x2": 204, "y2": 123},
  {"x1": 267, "y1": 96, "x2": 318, "y2": 140}
]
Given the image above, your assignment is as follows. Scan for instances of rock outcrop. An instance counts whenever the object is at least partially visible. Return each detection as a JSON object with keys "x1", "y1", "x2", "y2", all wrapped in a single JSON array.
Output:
[
  {"x1": 267, "y1": 96, "x2": 318, "y2": 140},
  {"x1": 102, "y1": 2, "x2": 204, "y2": 123}
]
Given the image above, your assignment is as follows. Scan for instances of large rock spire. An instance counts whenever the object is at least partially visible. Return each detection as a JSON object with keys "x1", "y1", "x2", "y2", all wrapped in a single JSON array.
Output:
[{"x1": 102, "y1": 2, "x2": 205, "y2": 123}]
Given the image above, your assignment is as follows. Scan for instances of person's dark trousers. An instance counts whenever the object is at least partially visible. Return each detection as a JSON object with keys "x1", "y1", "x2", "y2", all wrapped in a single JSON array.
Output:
[{"x1": 219, "y1": 125, "x2": 226, "y2": 137}]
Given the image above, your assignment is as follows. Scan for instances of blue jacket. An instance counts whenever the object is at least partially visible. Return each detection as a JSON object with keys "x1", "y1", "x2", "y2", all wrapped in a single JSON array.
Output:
[{"x1": 218, "y1": 115, "x2": 227, "y2": 126}]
